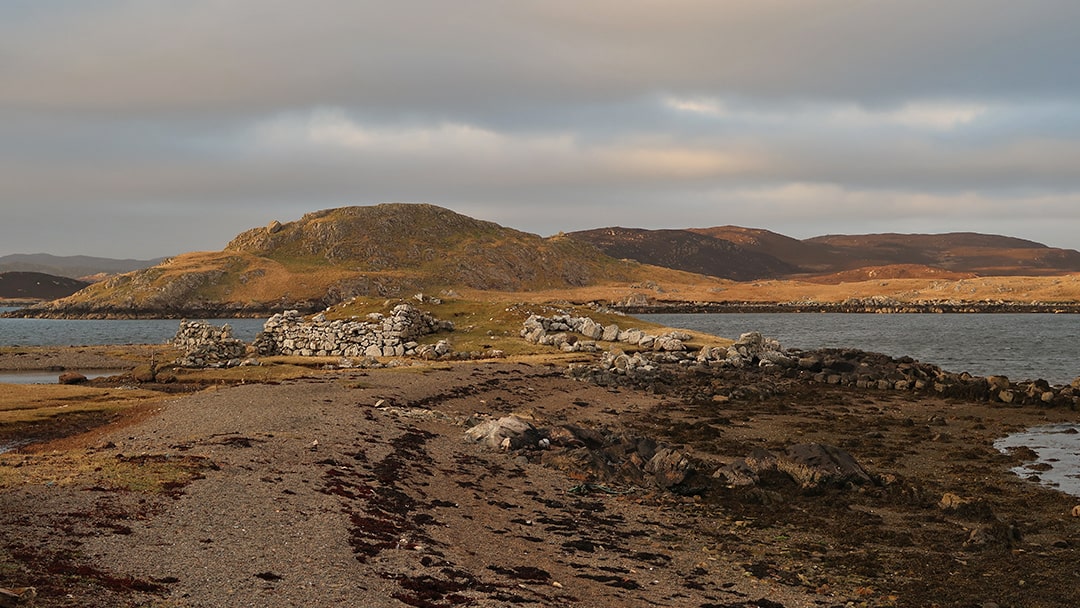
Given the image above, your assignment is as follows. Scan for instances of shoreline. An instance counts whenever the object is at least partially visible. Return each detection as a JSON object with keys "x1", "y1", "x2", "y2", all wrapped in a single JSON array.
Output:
[
  {"x1": 2, "y1": 352, "x2": 1079, "y2": 607},
  {"x1": 6, "y1": 299, "x2": 1080, "y2": 319},
  {"x1": 614, "y1": 300, "x2": 1080, "y2": 314}
]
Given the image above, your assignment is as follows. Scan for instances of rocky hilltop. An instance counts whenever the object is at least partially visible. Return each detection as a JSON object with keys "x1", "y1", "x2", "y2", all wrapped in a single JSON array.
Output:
[
  {"x1": 8, "y1": 203, "x2": 1080, "y2": 318},
  {"x1": 10, "y1": 204, "x2": 702, "y2": 318}
]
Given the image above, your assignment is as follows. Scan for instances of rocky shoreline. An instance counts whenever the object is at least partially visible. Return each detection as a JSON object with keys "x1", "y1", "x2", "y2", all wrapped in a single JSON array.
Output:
[
  {"x1": 2, "y1": 335, "x2": 1080, "y2": 606},
  {"x1": 8, "y1": 298, "x2": 1080, "y2": 320},
  {"x1": 614, "y1": 299, "x2": 1080, "y2": 314}
]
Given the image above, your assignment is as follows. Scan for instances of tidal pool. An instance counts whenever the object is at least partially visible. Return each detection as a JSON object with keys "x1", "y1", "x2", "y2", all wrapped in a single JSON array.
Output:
[{"x1": 995, "y1": 424, "x2": 1080, "y2": 498}]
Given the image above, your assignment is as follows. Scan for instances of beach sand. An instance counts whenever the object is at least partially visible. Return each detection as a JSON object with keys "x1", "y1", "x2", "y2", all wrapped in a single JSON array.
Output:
[{"x1": 1, "y1": 351, "x2": 1079, "y2": 607}]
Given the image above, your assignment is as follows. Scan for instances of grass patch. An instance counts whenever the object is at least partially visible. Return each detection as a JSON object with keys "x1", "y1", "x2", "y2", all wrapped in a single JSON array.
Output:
[
  {"x1": 319, "y1": 296, "x2": 728, "y2": 358},
  {"x1": 164, "y1": 361, "x2": 326, "y2": 384},
  {"x1": 0, "y1": 385, "x2": 163, "y2": 424},
  {"x1": 0, "y1": 449, "x2": 215, "y2": 493}
]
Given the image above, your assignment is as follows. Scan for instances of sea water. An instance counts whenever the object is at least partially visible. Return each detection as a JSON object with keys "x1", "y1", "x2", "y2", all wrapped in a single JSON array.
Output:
[
  {"x1": 639, "y1": 312, "x2": 1080, "y2": 386},
  {"x1": 0, "y1": 309, "x2": 267, "y2": 346},
  {"x1": 994, "y1": 424, "x2": 1080, "y2": 497}
]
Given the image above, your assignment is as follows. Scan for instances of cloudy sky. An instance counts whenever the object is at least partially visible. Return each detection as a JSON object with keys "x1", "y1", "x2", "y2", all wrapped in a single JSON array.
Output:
[{"x1": 3, "y1": 1, "x2": 1080, "y2": 258}]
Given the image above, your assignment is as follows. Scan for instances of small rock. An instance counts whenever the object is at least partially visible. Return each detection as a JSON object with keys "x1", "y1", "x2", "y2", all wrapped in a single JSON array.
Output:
[
  {"x1": 939, "y1": 492, "x2": 967, "y2": 510},
  {"x1": 58, "y1": 372, "x2": 88, "y2": 385}
]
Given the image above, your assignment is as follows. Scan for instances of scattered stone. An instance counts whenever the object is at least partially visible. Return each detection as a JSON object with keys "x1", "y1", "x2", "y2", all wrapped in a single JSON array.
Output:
[
  {"x1": 0, "y1": 587, "x2": 36, "y2": 607},
  {"x1": 939, "y1": 492, "x2": 967, "y2": 510},
  {"x1": 521, "y1": 314, "x2": 688, "y2": 353}
]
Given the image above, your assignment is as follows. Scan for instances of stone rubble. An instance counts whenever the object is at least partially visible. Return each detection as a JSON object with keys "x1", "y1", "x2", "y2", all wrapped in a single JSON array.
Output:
[
  {"x1": 463, "y1": 417, "x2": 869, "y2": 496},
  {"x1": 520, "y1": 313, "x2": 690, "y2": 353},
  {"x1": 253, "y1": 304, "x2": 453, "y2": 358},
  {"x1": 171, "y1": 304, "x2": 454, "y2": 367},
  {"x1": 569, "y1": 330, "x2": 1080, "y2": 408}
]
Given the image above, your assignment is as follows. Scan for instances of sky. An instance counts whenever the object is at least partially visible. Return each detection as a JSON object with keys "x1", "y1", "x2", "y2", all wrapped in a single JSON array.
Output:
[{"x1": 3, "y1": 0, "x2": 1080, "y2": 259}]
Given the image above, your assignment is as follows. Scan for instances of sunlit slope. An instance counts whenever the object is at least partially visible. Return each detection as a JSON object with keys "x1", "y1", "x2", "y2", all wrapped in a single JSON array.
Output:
[{"x1": 20, "y1": 204, "x2": 715, "y2": 317}]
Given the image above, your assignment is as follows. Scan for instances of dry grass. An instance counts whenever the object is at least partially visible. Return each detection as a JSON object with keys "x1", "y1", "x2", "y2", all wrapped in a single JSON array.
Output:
[
  {"x1": 321, "y1": 296, "x2": 730, "y2": 357},
  {"x1": 0, "y1": 447, "x2": 212, "y2": 493},
  {"x1": 0, "y1": 384, "x2": 164, "y2": 426},
  {"x1": 459, "y1": 272, "x2": 1080, "y2": 305}
]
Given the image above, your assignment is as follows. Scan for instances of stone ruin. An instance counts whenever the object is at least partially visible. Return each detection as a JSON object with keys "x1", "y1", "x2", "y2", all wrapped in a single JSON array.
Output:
[
  {"x1": 170, "y1": 304, "x2": 453, "y2": 367},
  {"x1": 172, "y1": 320, "x2": 249, "y2": 367},
  {"x1": 520, "y1": 313, "x2": 690, "y2": 353},
  {"x1": 252, "y1": 304, "x2": 454, "y2": 359}
]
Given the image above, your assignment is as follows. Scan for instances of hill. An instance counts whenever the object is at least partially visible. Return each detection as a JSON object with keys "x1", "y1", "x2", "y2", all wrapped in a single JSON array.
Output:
[
  {"x1": 804, "y1": 232, "x2": 1080, "y2": 276},
  {"x1": 0, "y1": 272, "x2": 90, "y2": 301},
  {"x1": 572, "y1": 226, "x2": 1080, "y2": 279},
  {"x1": 687, "y1": 225, "x2": 842, "y2": 273},
  {"x1": 0, "y1": 254, "x2": 164, "y2": 280},
  {"x1": 565, "y1": 227, "x2": 796, "y2": 281},
  {"x1": 14, "y1": 204, "x2": 713, "y2": 318}
]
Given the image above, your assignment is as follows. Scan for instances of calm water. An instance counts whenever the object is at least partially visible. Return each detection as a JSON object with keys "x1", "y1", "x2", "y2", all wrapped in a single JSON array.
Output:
[
  {"x1": 994, "y1": 424, "x2": 1080, "y2": 498},
  {"x1": 640, "y1": 312, "x2": 1080, "y2": 386},
  {"x1": 0, "y1": 308, "x2": 267, "y2": 347}
]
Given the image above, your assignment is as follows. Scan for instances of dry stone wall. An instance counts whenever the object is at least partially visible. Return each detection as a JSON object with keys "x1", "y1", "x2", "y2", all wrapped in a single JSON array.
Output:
[
  {"x1": 253, "y1": 304, "x2": 453, "y2": 358},
  {"x1": 172, "y1": 320, "x2": 249, "y2": 367},
  {"x1": 520, "y1": 314, "x2": 690, "y2": 353}
]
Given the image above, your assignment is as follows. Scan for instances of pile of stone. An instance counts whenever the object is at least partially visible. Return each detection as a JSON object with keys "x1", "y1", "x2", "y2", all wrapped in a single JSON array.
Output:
[
  {"x1": 568, "y1": 329, "x2": 1080, "y2": 407},
  {"x1": 520, "y1": 314, "x2": 689, "y2": 353},
  {"x1": 253, "y1": 304, "x2": 453, "y2": 358},
  {"x1": 464, "y1": 416, "x2": 871, "y2": 496},
  {"x1": 696, "y1": 331, "x2": 794, "y2": 368},
  {"x1": 172, "y1": 320, "x2": 249, "y2": 367},
  {"x1": 578, "y1": 331, "x2": 789, "y2": 381}
]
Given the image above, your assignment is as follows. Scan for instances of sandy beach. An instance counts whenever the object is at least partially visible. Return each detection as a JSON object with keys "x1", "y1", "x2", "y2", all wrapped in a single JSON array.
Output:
[{"x1": 1, "y1": 348, "x2": 1079, "y2": 607}]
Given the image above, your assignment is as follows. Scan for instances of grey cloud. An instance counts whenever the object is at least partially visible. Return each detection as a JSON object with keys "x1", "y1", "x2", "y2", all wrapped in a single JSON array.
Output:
[
  {"x1": 4, "y1": 1, "x2": 1080, "y2": 117},
  {"x1": 4, "y1": 1, "x2": 1080, "y2": 257}
]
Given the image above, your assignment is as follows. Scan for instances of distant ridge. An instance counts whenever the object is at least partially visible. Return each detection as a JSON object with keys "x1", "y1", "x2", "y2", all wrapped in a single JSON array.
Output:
[
  {"x1": 10, "y1": 203, "x2": 1080, "y2": 318},
  {"x1": 571, "y1": 226, "x2": 1080, "y2": 279},
  {"x1": 0, "y1": 253, "x2": 165, "y2": 280},
  {"x1": 566, "y1": 227, "x2": 796, "y2": 281},
  {"x1": 0, "y1": 271, "x2": 90, "y2": 300}
]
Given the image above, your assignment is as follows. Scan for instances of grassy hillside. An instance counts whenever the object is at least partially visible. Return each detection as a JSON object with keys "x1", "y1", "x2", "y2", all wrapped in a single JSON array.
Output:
[
  {"x1": 15, "y1": 204, "x2": 715, "y2": 317},
  {"x1": 223, "y1": 204, "x2": 648, "y2": 291}
]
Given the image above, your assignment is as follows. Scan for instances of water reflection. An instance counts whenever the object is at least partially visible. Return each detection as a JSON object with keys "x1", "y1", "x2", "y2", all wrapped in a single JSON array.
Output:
[
  {"x1": 995, "y1": 424, "x2": 1080, "y2": 498},
  {"x1": 0, "y1": 369, "x2": 120, "y2": 385}
]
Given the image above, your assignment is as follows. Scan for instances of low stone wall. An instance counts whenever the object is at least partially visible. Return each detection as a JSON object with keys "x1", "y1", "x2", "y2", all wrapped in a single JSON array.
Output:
[
  {"x1": 253, "y1": 304, "x2": 453, "y2": 358},
  {"x1": 172, "y1": 320, "x2": 249, "y2": 367},
  {"x1": 569, "y1": 331, "x2": 1080, "y2": 407},
  {"x1": 520, "y1": 314, "x2": 689, "y2": 353}
]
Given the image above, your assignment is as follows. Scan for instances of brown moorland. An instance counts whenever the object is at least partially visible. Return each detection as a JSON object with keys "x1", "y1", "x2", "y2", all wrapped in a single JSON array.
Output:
[{"x1": 11, "y1": 203, "x2": 1080, "y2": 319}]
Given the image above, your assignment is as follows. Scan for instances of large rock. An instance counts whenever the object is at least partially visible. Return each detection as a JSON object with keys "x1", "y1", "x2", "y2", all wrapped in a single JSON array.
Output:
[
  {"x1": 58, "y1": 372, "x2": 88, "y2": 385},
  {"x1": 715, "y1": 444, "x2": 871, "y2": 490},
  {"x1": 464, "y1": 416, "x2": 540, "y2": 450}
]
